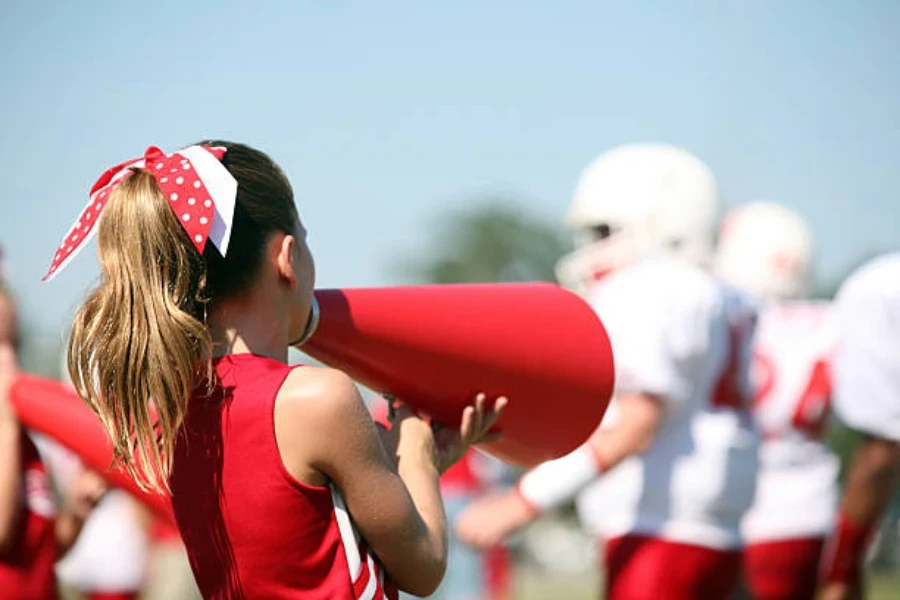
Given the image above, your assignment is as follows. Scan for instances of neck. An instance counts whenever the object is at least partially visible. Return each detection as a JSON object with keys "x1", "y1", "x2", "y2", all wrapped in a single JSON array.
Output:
[{"x1": 208, "y1": 291, "x2": 289, "y2": 363}]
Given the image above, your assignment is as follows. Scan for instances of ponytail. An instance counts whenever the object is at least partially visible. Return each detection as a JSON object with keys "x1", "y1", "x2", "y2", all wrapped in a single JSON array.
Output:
[{"x1": 67, "y1": 170, "x2": 211, "y2": 493}]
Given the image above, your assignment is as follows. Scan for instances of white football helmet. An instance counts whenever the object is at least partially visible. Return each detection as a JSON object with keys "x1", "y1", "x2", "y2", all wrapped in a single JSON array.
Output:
[
  {"x1": 555, "y1": 143, "x2": 720, "y2": 295},
  {"x1": 715, "y1": 201, "x2": 813, "y2": 300}
]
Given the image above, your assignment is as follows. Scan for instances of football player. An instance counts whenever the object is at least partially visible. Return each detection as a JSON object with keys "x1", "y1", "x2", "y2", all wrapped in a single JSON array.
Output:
[
  {"x1": 456, "y1": 144, "x2": 760, "y2": 600},
  {"x1": 716, "y1": 202, "x2": 838, "y2": 600}
]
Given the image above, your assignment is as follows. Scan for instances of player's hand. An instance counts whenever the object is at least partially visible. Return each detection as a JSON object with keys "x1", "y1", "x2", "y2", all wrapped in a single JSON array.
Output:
[
  {"x1": 455, "y1": 491, "x2": 534, "y2": 549},
  {"x1": 819, "y1": 582, "x2": 862, "y2": 600},
  {"x1": 0, "y1": 343, "x2": 19, "y2": 427},
  {"x1": 66, "y1": 469, "x2": 108, "y2": 520},
  {"x1": 432, "y1": 393, "x2": 508, "y2": 474}
]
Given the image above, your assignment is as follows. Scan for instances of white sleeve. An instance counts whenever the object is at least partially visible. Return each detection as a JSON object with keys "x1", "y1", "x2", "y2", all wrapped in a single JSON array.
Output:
[
  {"x1": 517, "y1": 445, "x2": 603, "y2": 512},
  {"x1": 833, "y1": 262, "x2": 900, "y2": 441},
  {"x1": 593, "y1": 276, "x2": 721, "y2": 411}
]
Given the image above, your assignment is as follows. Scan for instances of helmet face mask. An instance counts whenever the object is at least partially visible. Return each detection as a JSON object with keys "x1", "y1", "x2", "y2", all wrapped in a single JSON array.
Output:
[
  {"x1": 557, "y1": 226, "x2": 638, "y2": 295},
  {"x1": 714, "y1": 202, "x2": 814, "y2": 301},
  {"x1": 557, "y1": 143, "x2": 720, "y2": 294},
  {"x1": 572, "y1": 223, "x2": 619, "y2": 249}
]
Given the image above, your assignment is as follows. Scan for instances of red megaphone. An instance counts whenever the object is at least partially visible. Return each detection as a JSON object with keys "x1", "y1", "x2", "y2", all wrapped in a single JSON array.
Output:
[
  {"x1": 10, "y1": 374, "x2": 173, "y2": 521},
  {"x1": 299, "y1": 283, "x2": 615, "y2": 466}
]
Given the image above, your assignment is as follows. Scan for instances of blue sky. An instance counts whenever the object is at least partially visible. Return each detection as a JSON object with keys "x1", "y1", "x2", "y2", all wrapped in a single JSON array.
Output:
[{"x1": 2, "y1": 1, "x2": 899, "y2": 337}]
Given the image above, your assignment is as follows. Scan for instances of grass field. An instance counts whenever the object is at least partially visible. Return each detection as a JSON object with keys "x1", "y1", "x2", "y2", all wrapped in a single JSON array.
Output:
[{"x1": 512, "y1": 571, "x2": 900, "y2": 599}]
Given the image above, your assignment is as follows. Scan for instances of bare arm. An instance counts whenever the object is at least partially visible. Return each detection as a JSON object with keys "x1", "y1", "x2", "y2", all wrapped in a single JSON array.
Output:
[
  {"x1": 456, "y1": 393, "x2": 664, "y2": 549},
  {"x1": 839, "y1": 436, "x2": 900, "y2": 527},
  {"x1": 586, "y1": 393, "x2": 664, "y2": 468},
  {"x1": 276, "y1": 367, "x2": 503, "y2": 597},
  {"x1": 0, "y1": 344, "x2": 22, "y2": 556},
  {"x1": 820, "y1": 436, "x2": 900, "y2": 600}
]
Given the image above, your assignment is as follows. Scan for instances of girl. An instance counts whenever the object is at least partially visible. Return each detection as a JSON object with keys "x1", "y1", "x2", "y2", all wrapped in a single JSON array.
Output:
[{"x1": 54, "y1": 141, "x2": 506, "y2": 599}]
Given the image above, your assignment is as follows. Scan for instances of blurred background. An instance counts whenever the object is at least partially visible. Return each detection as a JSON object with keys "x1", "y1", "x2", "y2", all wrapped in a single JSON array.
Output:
[{"x1": 2, "y1": 1, "x2": 899, "y2": 598}]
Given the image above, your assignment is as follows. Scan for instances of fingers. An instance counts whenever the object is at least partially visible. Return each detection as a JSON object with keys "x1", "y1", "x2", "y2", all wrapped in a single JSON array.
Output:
[
  {"x1": 471, "y1": 393, "x2": 486, "y2": 442},
  {"x1": 465, "y1": 393, "x2": 508, "y2": 443},
  {"x1": 459, "y1": 405, "x2": 475, "y2": 442},
  {"x1": 482, "y1": 396, "x2": 508, "y2": 432}
]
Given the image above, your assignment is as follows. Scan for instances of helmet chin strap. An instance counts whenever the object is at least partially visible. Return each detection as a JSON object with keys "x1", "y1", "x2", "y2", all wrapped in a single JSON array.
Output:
[
  {"x1": 289, "y1": 296, "x2": 320, "y2": 348},
  {"x1": 557, "y1": 229, "x2": 643, "y2": 292}
]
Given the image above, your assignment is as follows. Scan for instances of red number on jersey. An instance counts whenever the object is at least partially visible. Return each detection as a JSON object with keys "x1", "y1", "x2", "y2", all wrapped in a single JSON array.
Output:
[
  {"x1": 752, "y1": 351, "x2": 776, "y2": 407},
  {"x1": 752, "y1": 354, "x2": 833, "y2": 440},
  {"x1": 712, "y1": 320, "x2": 753, "y2": 411},
  {"x1": 790, "y1": 359, "x2": 832, "y2": 439}
]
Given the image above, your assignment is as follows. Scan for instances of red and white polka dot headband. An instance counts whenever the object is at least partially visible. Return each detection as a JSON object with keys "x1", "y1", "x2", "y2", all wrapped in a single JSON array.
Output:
[{"x1": 43, "y1": 145, "x2": 238, "y2": 281}]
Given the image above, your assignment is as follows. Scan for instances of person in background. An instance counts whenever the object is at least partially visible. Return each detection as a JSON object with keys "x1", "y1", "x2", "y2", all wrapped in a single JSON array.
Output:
[
  {"x1": 457, "y1": 144, "x2": 760, "y2": 600},
  {"x1": 819, "y1": 253, "x2": 900, "y2": 600},
  {"x1": 0, "y1": 282, "x2": 106, "y2": 600},
  {"x1": 32, "y1": 353, "x2": 150, "y2": 600},
  {"x1": 715, "y1": 202, "x2": 839, "y2": 600}
]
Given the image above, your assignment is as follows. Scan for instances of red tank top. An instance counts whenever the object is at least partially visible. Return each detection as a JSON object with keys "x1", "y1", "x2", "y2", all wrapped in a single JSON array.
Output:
[
  {"x1": 170, "y1": 354, "x2": 397, "y2": 600},
  {"x1": 0, "y1": 434, "x2": 59, "y2": 600}
]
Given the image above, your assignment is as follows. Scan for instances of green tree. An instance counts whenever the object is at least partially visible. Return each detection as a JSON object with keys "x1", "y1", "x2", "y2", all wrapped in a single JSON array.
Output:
[{"x1": 397, "y1": 200, "x2": 570, "y2": 285}]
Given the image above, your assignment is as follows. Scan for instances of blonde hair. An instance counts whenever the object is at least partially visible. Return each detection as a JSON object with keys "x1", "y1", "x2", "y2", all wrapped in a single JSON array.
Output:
[
  {"x1": 67, "y1": 141, "x2": 298, "y2": 493},
  {"x1": 67, "y1": 170, "x2": 211, "y2": 492}
]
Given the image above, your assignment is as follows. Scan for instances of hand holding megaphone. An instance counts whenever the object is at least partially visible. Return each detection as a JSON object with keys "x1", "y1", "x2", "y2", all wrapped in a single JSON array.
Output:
[
  {"x1": 380, "y1": 393, "x2": 509, "y2": 475},
  {"x1": 432, "y1": 393, "x2": 508, "y2": 473}
]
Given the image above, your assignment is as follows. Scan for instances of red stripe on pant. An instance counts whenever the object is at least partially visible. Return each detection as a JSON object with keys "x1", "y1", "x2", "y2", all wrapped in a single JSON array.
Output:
[
  {"x1": 743, "y1": 537, "x2": 825, "y2": 600},
  {"x1": 604, "y1": 535, "x2": 741, "y2": 600},
  {"x1": 87, "y1": 593, "x2": 138, "y2": 600},
  {"x1": 484, "y1": 544, "x2": 513, "y2": 600}
]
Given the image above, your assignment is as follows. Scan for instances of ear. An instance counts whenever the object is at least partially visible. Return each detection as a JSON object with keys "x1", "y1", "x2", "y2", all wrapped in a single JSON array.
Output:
[{"x1": 274, "y1": 234, "x2": 297, "y2": 289}]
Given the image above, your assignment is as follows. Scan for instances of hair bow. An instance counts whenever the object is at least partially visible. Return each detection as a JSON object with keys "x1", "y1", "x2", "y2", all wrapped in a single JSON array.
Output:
[{"x1": 43, "y1": 145, "x2": 237, "y2": 281}]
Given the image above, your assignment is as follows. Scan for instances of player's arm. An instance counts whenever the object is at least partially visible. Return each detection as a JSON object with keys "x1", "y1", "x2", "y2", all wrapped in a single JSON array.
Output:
[
  {"x1": 275, "y1": 366, "x2": 504, "y2": 597},
  {"x1": 520, "y1": 392, "x2": 663, "y2": 511},
  {"x1": 819, "y1": 436, "x2": 900, "y2": 599},
  {"x1": 0, "y1": 343, "x2": 22, "y2": 556},
  {"x1": 839, "y1": 437, "x2": 900, "y2": 532},
  {"x1": 820, "y1": 259, "x2": 900, "y2": 600},
  {"x1": 455, "y1": 394, "x2": 663, "y2": 549}
]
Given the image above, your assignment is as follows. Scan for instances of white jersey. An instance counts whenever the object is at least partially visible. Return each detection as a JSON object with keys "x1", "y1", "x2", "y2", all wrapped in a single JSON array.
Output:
[
  {"x1": 832, "y1": 253, "x2": 900, "y2": 441},
  {"x1": 741, "y1": 302, "x2": 839, "y2": 543},
  {"x1": 575, "y1": 256, "x2": 760, "y2": 550}
]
